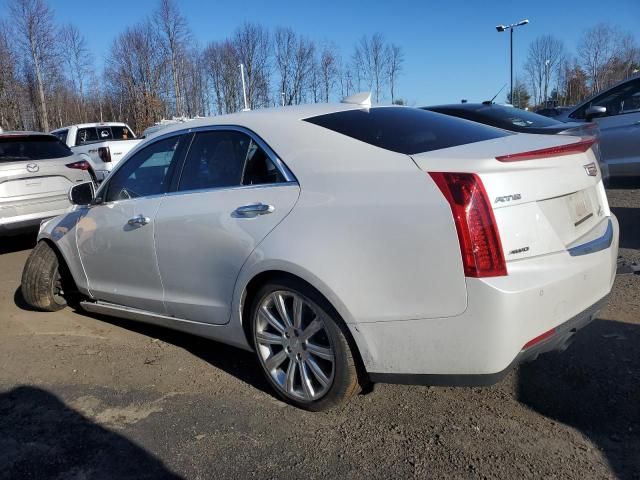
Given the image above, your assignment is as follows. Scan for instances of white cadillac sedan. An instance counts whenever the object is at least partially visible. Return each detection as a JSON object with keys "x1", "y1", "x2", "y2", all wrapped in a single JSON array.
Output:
[{"x1": 21, "y1": 98, "x2": 619, "y2": 410}]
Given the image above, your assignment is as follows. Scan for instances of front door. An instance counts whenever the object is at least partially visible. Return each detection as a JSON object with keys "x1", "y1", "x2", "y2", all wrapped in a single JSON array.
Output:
[
  {"x1": 154, "y1": 129, "x2": 300, "y2": 324},
  {"x1": 77, "y1": 134, "x2": 188, "y2": 313}
]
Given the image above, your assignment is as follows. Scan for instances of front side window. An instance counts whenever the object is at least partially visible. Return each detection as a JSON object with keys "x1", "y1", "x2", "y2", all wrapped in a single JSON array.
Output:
[
  {"x1": 571, "y1": 79, "x2": 640, "y2": 119},
  {"x1": 104, "y1": 136, "x2": 184, "y2": 202},
  {"x1": 178, "y1": 130, "x2": 285, "y2": 192}
]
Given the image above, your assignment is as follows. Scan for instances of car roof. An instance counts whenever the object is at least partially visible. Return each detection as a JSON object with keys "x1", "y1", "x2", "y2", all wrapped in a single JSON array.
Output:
[
  {"x1": 51, "y1": 122, "x2": 129, "y2": 132},
  {"x1": 0, "y1": 131, "x2": 58, "y2": 138},
  {"x1": 149, "y1": 102, "x2": 380, "y2": 141}
]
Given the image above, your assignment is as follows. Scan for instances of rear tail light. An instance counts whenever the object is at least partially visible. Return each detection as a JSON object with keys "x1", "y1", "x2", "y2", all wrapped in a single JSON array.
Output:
[
  {"x1": 429, "y1": 172, "x2": 507, "y2": 278},
  {"x1": 496, "y1": 137, "x2": 596, "y2": 162},
  {"x1": 66, "y1": 160, "x2": 91, "y2": 171},
  {"x1": 98, "y1": 146, "x2": 111, "y2": 163}
]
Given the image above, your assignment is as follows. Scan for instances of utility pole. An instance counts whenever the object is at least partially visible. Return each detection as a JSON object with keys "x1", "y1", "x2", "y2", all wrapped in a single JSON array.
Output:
[
  {"x1": 496, "y1": 19, "x2": 529, "y2": 105},
  {"x1": 239, "y1": 63, "x2": 249, "y2": 111}
]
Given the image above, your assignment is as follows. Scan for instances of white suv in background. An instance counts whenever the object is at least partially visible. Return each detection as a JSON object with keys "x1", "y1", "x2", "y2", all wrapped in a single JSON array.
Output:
[{"x1": 51, "y1": 123, "x2": 142, "y2": 182}]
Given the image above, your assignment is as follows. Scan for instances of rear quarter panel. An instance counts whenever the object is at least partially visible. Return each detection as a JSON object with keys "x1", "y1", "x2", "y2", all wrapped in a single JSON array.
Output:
[{"x1": 233, "y1": 126, "x2": 467, "y2": 329}]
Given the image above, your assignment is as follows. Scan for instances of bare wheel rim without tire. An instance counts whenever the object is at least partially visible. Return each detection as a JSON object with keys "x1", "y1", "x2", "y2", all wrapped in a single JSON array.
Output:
[{"x1": 255, "y1": 290, "x2": 336, "y2": 402}]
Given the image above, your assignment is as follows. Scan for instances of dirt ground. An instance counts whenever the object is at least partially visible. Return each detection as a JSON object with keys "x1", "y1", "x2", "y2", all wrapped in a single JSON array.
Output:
[{"x1": 0, "y1": 183, "x2": 638, "y2": 480}]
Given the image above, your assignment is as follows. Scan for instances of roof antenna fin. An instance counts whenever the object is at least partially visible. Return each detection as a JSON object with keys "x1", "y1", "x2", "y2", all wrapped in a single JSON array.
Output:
[{"x1": 341, "y1": 92, "x2": 372, "y2": 107}]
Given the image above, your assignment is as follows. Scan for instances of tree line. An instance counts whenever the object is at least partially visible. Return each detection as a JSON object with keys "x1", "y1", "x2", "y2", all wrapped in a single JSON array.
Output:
[
  {"x1": 0, "y1": 0, "x2": 405, "y2": 134},
  {"x1": 510, "y1": 23, "x2": 639, "y2": 109}
]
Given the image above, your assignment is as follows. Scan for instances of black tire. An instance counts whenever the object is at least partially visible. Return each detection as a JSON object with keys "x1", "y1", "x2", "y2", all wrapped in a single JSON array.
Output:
[
  {"x1": 250, "y1": 277, "x2": 360, "y2": 411},
  {"x1": 21, "y1": 241, "x2": 68, "y2": 312}
]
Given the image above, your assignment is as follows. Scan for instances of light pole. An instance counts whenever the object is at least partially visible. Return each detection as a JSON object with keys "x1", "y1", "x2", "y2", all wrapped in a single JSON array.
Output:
[{"x1": 496, "y1": 19, "x2": 529, "y2": 105}]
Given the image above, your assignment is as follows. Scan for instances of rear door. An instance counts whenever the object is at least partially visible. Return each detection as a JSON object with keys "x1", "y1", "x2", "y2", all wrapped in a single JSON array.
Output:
[
  {"x1": 154, "y1": 128, "x2": 299, "y2": 325},
  {"x1": 77, "y1": 134, "x2": 188, "y2": 312}
]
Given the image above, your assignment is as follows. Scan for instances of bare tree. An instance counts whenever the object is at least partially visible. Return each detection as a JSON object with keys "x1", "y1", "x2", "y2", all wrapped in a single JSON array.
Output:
[
  {"x1": 578, "y1": 24, "x2": 618, "y2": 94},
  {"x1": 59, "y1": 24, "x2": 92, "y2": 122},
  {"x1": 353, "y1": 33, "x2": 388, "y2": 102},
  {"x1": 105, "y1": 20, "x2": 167, "y2": 132},
  {"x1": 524, "y1": 35, "x2": 565, "y2": 106},
  {"x1": 0, "y1": 21, "x2": 24, "y2": 129},
  {"x1": 385, "y1": 43, "x2": 403, "y2": 103},
  {"x1": 204, "y1": 40, "x2": 243, "y2": 114},
  {"x1": 10, "y1": 0, "x2": 58, "y2": 131},
  {"x1": 319, "y1": 43, "x2": 339, "y2": 102},
  {"x1": 234, "y1": 22, "x2": 271, "y2": 109},
  {"x1": 154, "y1": 0, "x2": 190, "y2": 117}
]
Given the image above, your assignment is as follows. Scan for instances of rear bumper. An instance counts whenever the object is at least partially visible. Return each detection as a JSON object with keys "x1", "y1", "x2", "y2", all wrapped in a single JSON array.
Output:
[
  {"x1": 354, "y1": 214, "x2": 619, "y2": 384},
  {"x1": 0, "y1": 197, "x2": 71, "y2": 234},
  {"x1": 369, "y1": 294, "x2": 608, "y2": 386}
]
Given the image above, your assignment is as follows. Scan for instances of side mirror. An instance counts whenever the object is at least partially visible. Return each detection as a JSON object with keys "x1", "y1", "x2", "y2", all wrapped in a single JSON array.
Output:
[
  {"x1": 585, "y1": 105, "x2": 607, "y2": 121},
  {"x1": 68, "y1": 181, "x2": 95, "y2": 206}
]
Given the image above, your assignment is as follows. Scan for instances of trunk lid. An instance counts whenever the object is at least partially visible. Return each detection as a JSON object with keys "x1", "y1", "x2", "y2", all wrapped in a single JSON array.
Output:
[{"x1": 412, "y1": 133, "x2": 609, "y2": 262}]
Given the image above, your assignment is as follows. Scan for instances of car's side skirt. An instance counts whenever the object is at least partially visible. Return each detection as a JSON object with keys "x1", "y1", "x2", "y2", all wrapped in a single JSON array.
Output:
[{"x1": 79, "y1": 301, "x2": 252, "y2": 351}]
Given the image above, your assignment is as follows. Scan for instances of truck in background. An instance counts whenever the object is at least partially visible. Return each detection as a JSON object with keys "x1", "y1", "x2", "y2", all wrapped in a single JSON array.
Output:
[{"x1": 50, "y1": 123, "x2": 142, "y2": 182}]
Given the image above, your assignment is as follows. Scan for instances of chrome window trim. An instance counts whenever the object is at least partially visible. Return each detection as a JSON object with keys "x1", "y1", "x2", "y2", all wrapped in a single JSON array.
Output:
[
  {"x1": 95, "y1": 124, "x2": 297, "y2": 205},
  {"x1": 162, "y1": 181, "x2": 299, "y2": 199}
]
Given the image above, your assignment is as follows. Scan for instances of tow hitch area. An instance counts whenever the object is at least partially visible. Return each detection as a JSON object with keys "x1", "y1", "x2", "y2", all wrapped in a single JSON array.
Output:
[{"x1": 616, "y1": 257, "x2": 640, "y2": 275}]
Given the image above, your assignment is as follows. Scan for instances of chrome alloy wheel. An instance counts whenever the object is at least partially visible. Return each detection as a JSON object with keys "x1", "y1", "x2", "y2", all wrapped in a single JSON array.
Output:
[{"x1": 254, "y1": 291, "x2": 335, "y2": 401}]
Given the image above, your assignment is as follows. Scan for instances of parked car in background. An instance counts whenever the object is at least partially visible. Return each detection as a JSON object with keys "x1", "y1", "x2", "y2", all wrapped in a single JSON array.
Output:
[
  {"x1": 535, "y1": 106, "x2": 573, "y2": 118},
  {"x1": 0, "y1": 132, "x2": 93, "y2": 235},
  {"x1": 51, "y1": 123, "x2": 142, "y2": 182},
  {"x1": 422, "y1": 103, "x2": 593, "y2": 135},
  {"x1": 555, "y1": 75, "x2": 640, "y2": 177},
  {"x1": 22, "y1": 100, "x2": 617, "y2": 410},
  {"x1": 423, "y1": 103, "x2": 607, "y2": 179}
]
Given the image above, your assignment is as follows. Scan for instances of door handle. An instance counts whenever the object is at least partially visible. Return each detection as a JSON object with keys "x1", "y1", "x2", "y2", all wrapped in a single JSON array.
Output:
[
  {"x1": 234, "y1": 203, "x2": 275, "y2": 217},
  {"x1": 127, "y1": 214, "x2": 150, "y2": 226}
]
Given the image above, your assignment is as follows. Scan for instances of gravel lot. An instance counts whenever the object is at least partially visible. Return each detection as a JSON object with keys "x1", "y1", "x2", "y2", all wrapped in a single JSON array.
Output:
[{"x1": 1, "y1": 183, "x2": 638, "y2": 480}]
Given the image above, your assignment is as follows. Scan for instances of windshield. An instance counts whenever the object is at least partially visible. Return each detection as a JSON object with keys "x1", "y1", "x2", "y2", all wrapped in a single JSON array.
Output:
[
  {"x1": 477, "y1": 105, "x2": 562, "y2": 128},
  {"x1": 0, "y1": 135, "x2": 73, "y2": 162},
  {"x1": 304, "y1": 107, "x2": 509, "y2": 155}
]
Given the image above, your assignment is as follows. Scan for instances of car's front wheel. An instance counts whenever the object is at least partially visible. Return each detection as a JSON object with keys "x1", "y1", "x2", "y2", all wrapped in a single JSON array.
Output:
[
  {"x1": 250, "y1": 279, "x2": 360, "y2": 411},
  {"x1": 21, "y1": 241, "x2": 68, "y2": 312}
]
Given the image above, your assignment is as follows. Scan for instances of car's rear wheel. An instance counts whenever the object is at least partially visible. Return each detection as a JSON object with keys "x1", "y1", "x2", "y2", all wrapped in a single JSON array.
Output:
[
  {"x1": 250, "y1": 279, "x2": 360, "y2": 411},
  {"x1": 21, "y1": 241, "x2": 68, "y2": 312}
]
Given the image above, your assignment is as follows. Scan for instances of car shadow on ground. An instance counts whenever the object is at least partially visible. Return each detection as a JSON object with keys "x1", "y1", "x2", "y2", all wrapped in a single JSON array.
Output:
[
  {"x1": 0, "y1": 232, "x2": 36, "y2": 255},
  {"x1": 77, "y1": 311, "x2": 275, "y2": 398},
  {"x1": 517, "y1": 318, "x2": 640, "y2": 479},
  {"x1": 0, "y1": 386, "x2": 181, "y2": 480},
  {"x1": 611, "y1": 206, "x2": 640, "y2": 251}
]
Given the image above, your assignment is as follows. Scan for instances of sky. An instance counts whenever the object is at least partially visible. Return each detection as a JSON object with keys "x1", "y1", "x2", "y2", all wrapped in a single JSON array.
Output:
[{"x1": 2, "y1": 0, "x2": 639, "y2": 106}]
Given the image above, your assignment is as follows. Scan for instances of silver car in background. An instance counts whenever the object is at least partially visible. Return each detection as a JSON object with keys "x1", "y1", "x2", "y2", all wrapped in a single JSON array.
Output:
[
  {"x1": 556, "y1": 75, "x2": 640, "y2": 177},
  {"x1": 0, "y1": 132, "x2": 93, "y2": 234}
]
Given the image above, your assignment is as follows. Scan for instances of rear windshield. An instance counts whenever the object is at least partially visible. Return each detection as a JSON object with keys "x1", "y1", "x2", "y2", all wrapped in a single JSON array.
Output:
[
  {"x1": 303, "y1": 107, "x2": 509, "y2": 155},
  {"x1": 0, "y1": 135, "x2": 73, "y2": 162},
  {"x1": 76, "y1": 125, "x2": 135, "y2": 145}
]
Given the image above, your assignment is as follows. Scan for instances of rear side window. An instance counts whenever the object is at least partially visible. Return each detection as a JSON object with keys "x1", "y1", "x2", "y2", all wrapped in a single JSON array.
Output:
[
  {"x1": 475, "y1": 105, "x2": 561, "y2": 128},
  {"x1": 178, "y1": 130, "x2": 286, "y2": 192},
  {"x1": 76, "y1": 126, "x2": 135, "y2": 145},
  {"x1": 304, "y1": 107, "x2": 509, "y2": 155},
  {"x1": 0, "y1": 135, "x2": 72, "y2": 162},
  {"x1": 76, "y1": 128, "x2": 99, "y2": 145}
]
